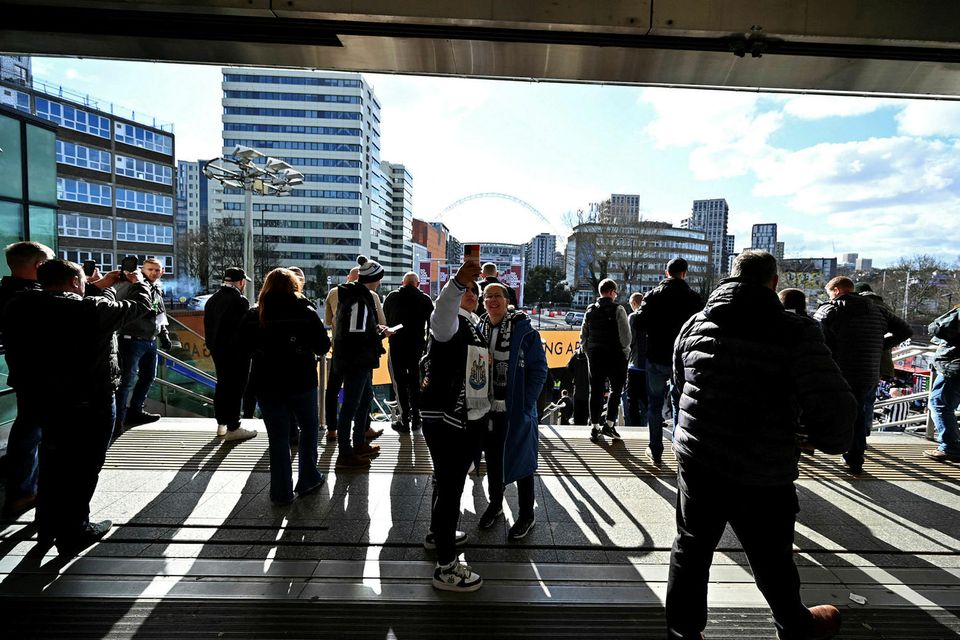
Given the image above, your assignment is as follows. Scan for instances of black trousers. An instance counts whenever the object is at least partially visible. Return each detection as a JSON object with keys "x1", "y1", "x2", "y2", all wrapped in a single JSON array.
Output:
[
  {"x1": 389, "y1": 346, "x2": 422, "y2": 427},
  {"x1": 626, "y1": 368, "x2": 648, "y2": 427},
  {"x1": 666, "y1": 460, "x2": 814, "y2": 640},
  {"x1": 325, "y1": 359, "x2": 343, "y2": 430},
  {"x1": 586, "y1": 350, "x2": 627, "y2": 426},
  {"x1": 212, "y1": 351, "x2": 251, "y2": 430},
  {"x1": 36, "y1": 394, "x2": 114, "y2": 541},
  {"x1": 422, "y1": 419, "x2": 479, "y2": 565},
  {"x1": 572, "y1": 397, "x2": 589, "y2": 426},
  {"x1": 484, "y1": 413, "x2": 534, "y2": 518}
]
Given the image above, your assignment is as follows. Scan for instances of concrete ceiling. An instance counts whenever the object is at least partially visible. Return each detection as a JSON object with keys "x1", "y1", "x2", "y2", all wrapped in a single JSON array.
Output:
[{"x1": 4, "y1": 1, "x2": 960, "y2": 96}]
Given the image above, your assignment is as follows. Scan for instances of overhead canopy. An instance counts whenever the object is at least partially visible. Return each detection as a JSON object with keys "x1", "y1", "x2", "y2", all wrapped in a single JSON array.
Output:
[{"x1": 5, "y1": 0, "x2": 960, "y2": 96}]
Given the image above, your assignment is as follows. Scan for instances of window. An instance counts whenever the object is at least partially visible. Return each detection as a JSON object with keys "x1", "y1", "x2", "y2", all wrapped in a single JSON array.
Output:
[
  {"x1": 0, "y1": 88, "x2": 30, "y2": 113},
  {"x1": 115, "y1": 155, "x2": 173, "y2": 185},
  {"x1": 224, "y1": 123, "x2": 361, "y2": 136},
  {"x1": 223, "y1": 107, "x2": 361, "y2": 120},
  {"x1": 303, "y1": 174, "x2": 361, "y2": 184},
  {"x1": 224, "y1": 90, "x2": 361, "y2": 104},
  {"x1": 57, "y1": 177, "x2": 112, "y2": 206},
  {"x1": 35, "y1": 98, "x2": 110, "y2": 138},
  {"x1": 222, "y1": 138, "x2": 361, "y2": 153},
  {"x1": 59, "y1": 250, "x2": 114, "y2": 271},
  {"x1": 114, "y1": 122, "x2": 173, "y2": 155},
  {"x1": 223, "y1": 74, "x2": 361, "y2": 87},
  {"x1": 126, "y1": 254, "x2": 174, "y2": 272},
  {"x1": 55, "y1": 140, "x2": 112, "y2": 173},
  {"x1": 223, "y1": 203, "x2": 360, "y2": 215},
  {"x1": 115, "y1": 219, "x2": 174, "y2": 245},
  {"x1": 116, "y1": 187, "x2": 173, "y2": 215},
  {"x1": 58, "y1": 213, "x2": 113, "y2": 240},
  {"x1": 252, "y1": 156, "x2": 360, "y2": 168}
]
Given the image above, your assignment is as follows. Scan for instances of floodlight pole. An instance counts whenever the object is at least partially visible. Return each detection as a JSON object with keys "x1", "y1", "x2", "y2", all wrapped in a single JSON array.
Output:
[{"x1": 244, "y1": 186, "x2": 255, "y2": 304}]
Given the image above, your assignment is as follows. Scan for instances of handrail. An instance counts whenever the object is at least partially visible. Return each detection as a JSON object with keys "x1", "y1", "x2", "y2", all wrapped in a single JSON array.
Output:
[
  {"x1": 167, "y1": 314, "x2": 206, "y2": 341},
  {"x1": 158, "y1": 350, "x2": 216, "y2": 384},
  {"x1": 0, "y1": 387, "x2": 14, "y2": 398},
  {"x1": 154, "y1": 378, "x2": 213, "y2": 404},
  {"x1": 874, "y1": 392, "x2": 928, "y2": 408}
]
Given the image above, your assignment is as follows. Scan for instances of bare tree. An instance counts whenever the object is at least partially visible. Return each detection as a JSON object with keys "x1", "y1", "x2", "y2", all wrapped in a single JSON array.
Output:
[{"x1": 177, "y1": 229, "x2": 211, "y2": 291}]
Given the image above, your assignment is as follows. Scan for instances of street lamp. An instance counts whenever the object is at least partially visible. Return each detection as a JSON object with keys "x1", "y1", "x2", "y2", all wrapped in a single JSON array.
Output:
[{"x1": 203, "y1": 145, "x2": 304, "y2": 303}]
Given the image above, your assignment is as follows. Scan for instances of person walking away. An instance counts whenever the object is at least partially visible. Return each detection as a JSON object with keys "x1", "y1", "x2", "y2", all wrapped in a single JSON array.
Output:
[
  {"x1": 566, "y1": 346, "x2": 590, "y2": 425},
  {"x1": 204, "y1": 267, "x2": 257, "y2": 442},
  {"x1": 814, "y1": 276, "x2": 912, "y2": 475},
  {"x1": 114, "y1": 257, "x2": 172, "y2": 437},
  {"x1": 476, "y1": 283, "x2": 548, "y2": 539},
  {"x1": 635, "y1": 258, "x2": 704, "y2": 465},
  {"x1": 324, "y1": 266, "x2": 385, "y2": 442},
  {"x1": 625, "y1": 291, "x2": 648, "y2": 428},
  {"x1": 237, "y1": 268, "x2": 330, "y2": 504},
  {"x1": 580, "y1": 278, "x2": 630, "y2": 443},
  {"x1": 0, "y1": 241, "x2": 54, "y2": 518},
  {"x1": 667, "y1": 250, "x2": 856, "y2": 640},
  {"x1": 333, "y1": 256, "x2": 391, "y2": 469},
  {"x1": 4, "y1": 260, "x2": 152, "y2": 555},
  {"x1": 778, "y1": 288, "x2": 809, "y2": 317},
  {"x1": 856, "y1": 282, "x2": 897, "y2": 381},
  {"x1": 382, "y1": 271, "x2": 434, "y2": 433},
  {"x1": 419, "y1": 259, "x2": 489, "y2": 591},
  {"x1": 924, "y1": 305, "x2": 960, "y2": 462}
]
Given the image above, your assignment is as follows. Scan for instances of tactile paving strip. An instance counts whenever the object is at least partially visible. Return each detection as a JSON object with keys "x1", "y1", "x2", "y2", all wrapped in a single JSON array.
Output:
[{"x1": 102, "y1": 428, "x2": 960, "y2": 482}]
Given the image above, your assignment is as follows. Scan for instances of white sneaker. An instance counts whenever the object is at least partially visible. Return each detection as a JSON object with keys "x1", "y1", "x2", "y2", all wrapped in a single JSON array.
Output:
[
  {"x1": 223, "y1": 427, "x2": 258, "y2": 443},
  {"x1": 432, "y1": 560, "x2": 482, "y2": 592},
  {"x1": 216, "y1": 424, "x2": 228, "y2": 437}
]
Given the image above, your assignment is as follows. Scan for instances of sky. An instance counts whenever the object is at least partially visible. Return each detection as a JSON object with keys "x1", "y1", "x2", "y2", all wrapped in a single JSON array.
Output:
[{"x1": 29, "y1": 56, "x2": 960, "y2": 267}]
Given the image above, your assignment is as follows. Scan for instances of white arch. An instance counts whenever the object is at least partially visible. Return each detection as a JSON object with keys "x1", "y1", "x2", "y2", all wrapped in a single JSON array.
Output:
[{"x1": 434, "y1": 192, "x2": 552, "y2": 227}]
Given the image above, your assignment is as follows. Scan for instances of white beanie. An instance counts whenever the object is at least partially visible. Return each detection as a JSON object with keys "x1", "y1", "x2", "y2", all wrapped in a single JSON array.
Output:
[{"x1": 356, "y1": 255, "x2": 384, "y2": 283}]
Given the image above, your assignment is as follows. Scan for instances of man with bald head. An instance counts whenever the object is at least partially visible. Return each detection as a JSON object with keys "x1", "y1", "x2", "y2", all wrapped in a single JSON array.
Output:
[{"x1": 383, "y1": 271, "x2": 435, "y2": 432}]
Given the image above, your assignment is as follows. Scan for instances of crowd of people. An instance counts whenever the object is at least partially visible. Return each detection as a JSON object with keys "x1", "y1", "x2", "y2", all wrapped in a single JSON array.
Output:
[{"x1": 5, "y1": 241, "x2": 960, "y2": 640}]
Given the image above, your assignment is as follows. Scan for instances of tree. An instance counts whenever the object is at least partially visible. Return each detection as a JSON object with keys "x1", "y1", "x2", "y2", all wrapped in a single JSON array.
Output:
[
  {"x1": 306, "y1": 261, "x2": 332, "y2": 300},
  {"x1": 524, "y1": 266, "x2": 572, "y2": 305},
  {"x1": 206, "y1": 218, "x2": 280, "y2": 294},
  {"x1": 177, "y1": 229, "x2": 211, "y2": 292}
]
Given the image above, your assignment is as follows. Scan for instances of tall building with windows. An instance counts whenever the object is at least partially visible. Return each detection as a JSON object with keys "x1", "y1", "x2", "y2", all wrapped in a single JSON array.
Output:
[
  {"x1": 0, "y1": 76, "x2": 177, "y2": 280},
  {"x1": 681, "y1": 198, "x2": 728, "y2": 275},
  {"x1": 175, "y1": 160, "x2": 210, "y2": 235},
  {"x1": 751, "y1": 223, "x2": 777, "y2": 254},
  {"x1": 524, "y1": 232, "x2": 557, "y2": 272},
  {"x1": 381, "y1": 161, "x2": 413, "y2": 282},
  {"x1": 215, "y1": 68, "x2": 402, "y2": 287}
]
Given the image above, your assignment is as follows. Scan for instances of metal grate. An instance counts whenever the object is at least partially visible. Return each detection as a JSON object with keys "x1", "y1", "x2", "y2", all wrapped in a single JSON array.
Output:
[{"x1": 101, "y1": 428, "x2": 960, "y2": 482}]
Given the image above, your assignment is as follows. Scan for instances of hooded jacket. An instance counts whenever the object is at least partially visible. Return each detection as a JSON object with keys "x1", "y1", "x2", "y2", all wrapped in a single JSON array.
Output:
[
  {"x1": 814, "y1": 292, "x2": 912, "y2": 392},
  {"x1": 673, "y1": 279, "x2": 856, "y2": 485},
  {"x1": 929, "y1": 307, "x2": 960, "y2": 377},
  {"x1": 636, "y1": 277, "x2": 704, "y2": 365}
]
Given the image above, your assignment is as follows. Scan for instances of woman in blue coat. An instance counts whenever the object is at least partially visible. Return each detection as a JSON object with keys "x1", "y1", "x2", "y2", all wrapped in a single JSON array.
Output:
[{"x1": 476, "y1": 283, "x2": 548, "y2": 539}]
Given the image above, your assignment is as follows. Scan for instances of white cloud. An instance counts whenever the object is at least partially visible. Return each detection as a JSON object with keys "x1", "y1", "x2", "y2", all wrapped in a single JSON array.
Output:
[
  {"x1": 780, "y1": 94, "x2": 894, "y2": 120},
  {"x1": 896, "y1": 100, "x2": 960, "y2": 137}
]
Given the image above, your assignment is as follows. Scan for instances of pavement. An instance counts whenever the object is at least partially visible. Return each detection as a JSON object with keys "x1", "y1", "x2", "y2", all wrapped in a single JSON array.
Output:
[{"x1": 1, "y1": 419, "x2": 959, "y2": 638}]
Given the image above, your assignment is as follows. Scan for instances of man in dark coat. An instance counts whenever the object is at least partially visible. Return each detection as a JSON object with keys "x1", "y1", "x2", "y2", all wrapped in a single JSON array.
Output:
[
  {"x1": 566, "y1": 346, "x2": 590, "y2": 425},
  {"x1": 815, "y1": 276, "x2": 912, "y2": 474},
  {"x1": 668, "y1": 250, "x2": 855, "y2": 640},
  {"x1": 382, "y1": 271, "x2": 434, "y2": 432},
  {"x1": 925, "y1": 305, "x2": 960, "y2": 461},
  {"x1": 4, "y1": 259, "x2": 152, "y2": 555},
  {"x1": 580, "y1": 278, "x2": 630, "y2": 443},
  {"x1": 204, "y1": 266, "x2": 257, "y2": 442},
  {"x1": 0, "y1": 241, "x2": 53, "y2": 517},
  {"x1": 635, "y1": 257, "x2": 704, "y2": 464}
]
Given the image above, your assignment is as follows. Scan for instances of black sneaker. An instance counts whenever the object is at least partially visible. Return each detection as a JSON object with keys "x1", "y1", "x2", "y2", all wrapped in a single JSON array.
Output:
[
  {"x1": 478, "y1": 504, "x2": 503, "y2": 530},
  {"x1": 508, "y1": 516, "x2": 535, "y2": 541},
  {"x1": 391, "y1": 420, "x2": 410, "y2": 433},
  {"x1": 589, "y1": 427, "x2": 601, "y2": 443},
  {"x1": 645, "y1": 446, "x2": 662, "y2": 467},
  {"x1": 432, "y1": 560, "x2": 482, "y2": 592},
  {"x1": 423, "y1": 530, "x2": 468, "y2": 550},
  {"x1": 56, "y1": 520, "x2": 112, "y2": 557},
  {"x1": 601, "y1": 424, "x2": 622, "y2": 440},
  {"x1": 124, "y1": 410, "x2": 160, "y2": 427}
]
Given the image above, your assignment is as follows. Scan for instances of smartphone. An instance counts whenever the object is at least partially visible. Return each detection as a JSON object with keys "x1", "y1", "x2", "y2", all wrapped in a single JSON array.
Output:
[
  {"x1": 120, "y1": 255, "x2": 138, "y2": 273},
  {"x1": 82, "y1": 260, "x2": 97, "y2": 277},
  {"x1": 464, "y1": 244, "x2": 481, "y2": 262}
]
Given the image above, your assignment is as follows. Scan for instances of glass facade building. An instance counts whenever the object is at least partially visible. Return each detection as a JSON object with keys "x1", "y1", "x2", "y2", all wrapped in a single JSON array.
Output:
[{"x1": 681, "y1": 198, "x2": 728, "y2": 275}]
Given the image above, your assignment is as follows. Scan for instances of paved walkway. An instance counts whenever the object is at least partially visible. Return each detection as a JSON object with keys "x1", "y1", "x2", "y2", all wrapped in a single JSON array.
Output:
[{"x1": 1, "y1": 419, "x2": 959, "y2": 638}]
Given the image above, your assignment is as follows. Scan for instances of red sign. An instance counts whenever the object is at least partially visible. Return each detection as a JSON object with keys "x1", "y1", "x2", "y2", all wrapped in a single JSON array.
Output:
[
  {"x1": 438, "y1": 265, "x2": 450, "y2": 288},
  {"x1": 418, "y1": 260, "x2": 431, "y2": 294}
]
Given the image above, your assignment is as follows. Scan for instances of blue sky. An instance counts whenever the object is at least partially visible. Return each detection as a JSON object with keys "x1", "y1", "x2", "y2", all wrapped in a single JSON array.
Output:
[{"x1": 30, "y1": 57, "x2": 960, "y2": 267}]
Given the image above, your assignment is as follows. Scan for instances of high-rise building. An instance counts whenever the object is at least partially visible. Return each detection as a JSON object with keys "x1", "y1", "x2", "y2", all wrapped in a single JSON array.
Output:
[
  {"x1": 216, "y1": 68, "x2": 403, "y2": 287},
  {"x1": 856, "y1": 257, "x2": 873, "y2": 271},
  {"x1": 723, "y1": 234, "x2": 736, "y2": 271},
  {"x1": 0, "y1": 55, "x2": 31, "y2": 87},
  {"x1": 590, "y1": 193, "x2": 640, "y2": 225},
  {"x1": 524, "y1": 232, "x2": 557, "y2": 272},
  {"x1": 1, "y1": 75, "x2": 178, "y2": 283},
  {"x1": 381, "y1": 161, "x2": 413, "y2": 282},
  {"x1": 838, "y1": 252, "x2": 858, "y2": 270},
  {"x1": 175, "y1": 160, "x2": 211, "y2": 235},
  {"x1": 751, "y1": 223, "x2": 777, "y2": 254},
  {"x1": 682, "y1": 198, "x2": 728, "y2": 274}
]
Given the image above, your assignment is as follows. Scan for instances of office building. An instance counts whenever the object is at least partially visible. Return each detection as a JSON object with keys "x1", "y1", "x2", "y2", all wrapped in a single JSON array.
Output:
[
  {"x1": 588, "y1": 193, "x2": 640, "y2": 225},
  {"x1": 175, "y1": 159, "x2": 212, "y2": 235},
  {"x1": 524, "y1": 232, "x2": 557, "y2": 272},
  {"x1": 1, "y1": 76, "x2": 177, "y2": 282},
  {"x1": 381, "y1": 161, "x2": 413, "y2": 283},
  {"x1": 751, "y1": 223, "x2": 777, "y2": 254},
  {"x1": 681, "y1": 198, "x2": 728, "y2": 274},
  {"x1": 856, "y1": 257, "x2": 873, "y2": 271},
  {"x1": 0, "y1": 55, "x2": 31, "y2": 87},
  {"x1": 216, "y1": 68, "x2": 403, "y2": 287}
]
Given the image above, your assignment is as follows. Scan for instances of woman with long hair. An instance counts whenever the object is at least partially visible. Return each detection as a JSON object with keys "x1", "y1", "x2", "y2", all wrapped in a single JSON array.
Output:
[{"x1": 238, "y1": 268, "x2": 331, "y2": 504}]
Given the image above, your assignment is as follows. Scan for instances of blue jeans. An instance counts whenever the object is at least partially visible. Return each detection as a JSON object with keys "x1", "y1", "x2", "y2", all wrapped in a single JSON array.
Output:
[
  {"x1": 258, "y1": 387, "x2": 324, "y2": 503},
  {"x1": 645, "y1": 360, "x2": 675, "y2": 457},
  {"x1": 844, "y1": 385, "x2": 877, "y2": 471},
  {"x1": 5, "y1": 392, "x2": 42, "y2": 502},
  {"x1": 115, "y1": 337, "x2": 158, "y2": 427},
  {"x1": 337, "y1": 368, "x2": 373, "y2": 456},
  {"x1": 930, "y1": 372, "x2": 960, "y2": 455}
]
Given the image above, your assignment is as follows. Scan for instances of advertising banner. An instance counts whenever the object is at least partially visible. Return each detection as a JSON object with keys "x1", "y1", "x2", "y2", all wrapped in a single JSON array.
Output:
[
  {"x1": 418, "y1": 260, "x2": 432, "y2": 295},
  {"x1": 500, "y1": 264, "x2": 524, "y2": 307}
]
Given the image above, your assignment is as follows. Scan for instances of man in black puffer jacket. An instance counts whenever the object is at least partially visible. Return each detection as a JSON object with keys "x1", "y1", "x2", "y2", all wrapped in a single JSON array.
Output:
[
  {"x1": 667, "y1": 250, "x2": 855, "y2": 640},
  {"x1": 382, "y1": 271, "x2": 434, "y2": 432},
  {"x1": 815, "y1": 276, "x2": 912, "y2": 474}
]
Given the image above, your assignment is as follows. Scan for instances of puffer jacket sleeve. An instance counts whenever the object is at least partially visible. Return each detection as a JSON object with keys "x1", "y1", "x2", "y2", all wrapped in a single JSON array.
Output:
[
  {"x1": 880, "y1": 305, "x2": 913, "y2": 350},
  {"x1": 790, "y1": 320, "x2": 856, "y2": 455}
]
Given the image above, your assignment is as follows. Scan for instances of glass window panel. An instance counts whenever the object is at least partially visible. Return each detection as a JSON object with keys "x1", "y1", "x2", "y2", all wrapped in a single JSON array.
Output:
[
  {"x1": 0, "y1": 202, "x2": 24, "y2": 279},
  {"x1": 28, "y1": 206, "x2": 57, "y2": 251},
  {"x1": 0, "y1": 115, "x2": 23, "y2": 200},
  {"x1": 26, "y1": 125, "x2": 57, "y2": 206}
]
